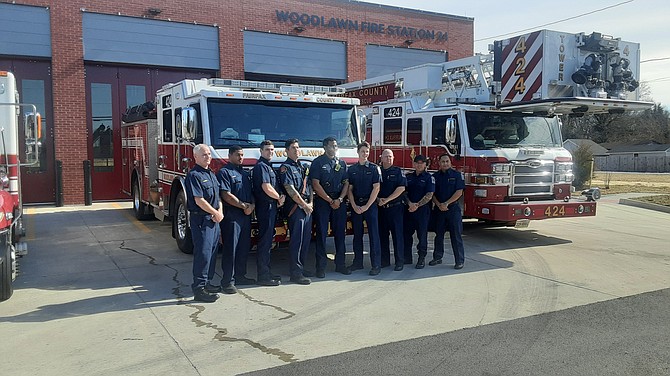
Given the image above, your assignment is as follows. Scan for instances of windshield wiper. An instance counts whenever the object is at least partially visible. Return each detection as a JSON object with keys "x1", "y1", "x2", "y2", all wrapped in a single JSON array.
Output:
[{"x1": 218, "y1": 137, "x2": 256, "y2": 145}]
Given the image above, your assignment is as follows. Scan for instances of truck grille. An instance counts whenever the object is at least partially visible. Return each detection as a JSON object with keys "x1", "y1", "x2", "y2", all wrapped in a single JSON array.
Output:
[{"x1": 511, "y1": 160, "x2": 554, "y2": 196}]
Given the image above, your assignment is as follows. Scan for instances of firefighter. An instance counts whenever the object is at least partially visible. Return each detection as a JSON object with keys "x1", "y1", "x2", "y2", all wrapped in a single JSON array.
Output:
[
  {"x1": 346, "y1": 141, "x2": 382, "y2": 276},
  {"x1": 216, "y1": 145, "x2": 256, "y2": 295},
  {"x1": 310, "y1": 136, "x2": 351, "y2": 277},
  {"x1": 431, "y1": 153, "x2": 466, "y2": 269},
  {"x1": 377, "y1": 149, "x2": 407, "y2": 271},
  {"x1": 185, "y1": 144, "x2": 224, "y2": 303},
  {"x1": 252, "y1": 140, "x2": 285, "y2": 286},
  {"x1": 279, "y1": 139, "x2": 313, "y2": 285},
  {"x1": 403, "y1": 155, "x2": 435, "y2": 269}
]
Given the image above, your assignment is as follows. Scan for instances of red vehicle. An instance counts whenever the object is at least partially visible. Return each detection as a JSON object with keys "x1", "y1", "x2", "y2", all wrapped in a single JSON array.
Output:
[
  {"x1": 122, "y1": 79, "x2": 361, "y2": 253},
  {"x1": 341, "y1": 30, "x2": 653, "y2": 227},
  {"x1": 0, "y1": 71, "x2": 41, "y2": 301}
]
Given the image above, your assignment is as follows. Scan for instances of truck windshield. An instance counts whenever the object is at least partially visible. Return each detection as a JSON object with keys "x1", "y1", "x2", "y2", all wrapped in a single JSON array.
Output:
[
  {"x1": 207, "y1": 98, "x2": 358, "y2": 148},
  {"x1": 465, "y1": 111, "x2": 562, "y2": 150}
]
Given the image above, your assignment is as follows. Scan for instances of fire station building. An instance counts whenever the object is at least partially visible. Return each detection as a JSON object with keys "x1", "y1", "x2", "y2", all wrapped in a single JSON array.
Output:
[{"x1": 0, "y1": 0, "x2": 472, "y2": 204}]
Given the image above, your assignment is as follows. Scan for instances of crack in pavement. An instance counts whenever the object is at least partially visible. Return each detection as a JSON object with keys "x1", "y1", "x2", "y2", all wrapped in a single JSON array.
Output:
[{"x1": 118, "y1": 241, "x2": 297, "y2": 363}]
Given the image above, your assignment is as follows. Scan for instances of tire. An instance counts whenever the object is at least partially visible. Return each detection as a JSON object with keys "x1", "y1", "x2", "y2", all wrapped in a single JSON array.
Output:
[
  {"x1": 132, "y1": 178, "x2": 151, "y2": 220},
  {"x1": 1, "y1": 234, "x2": 15, "y2": 301},
  {"x1": 173, "y1": 191, "x2": 194, "y2": 254}
]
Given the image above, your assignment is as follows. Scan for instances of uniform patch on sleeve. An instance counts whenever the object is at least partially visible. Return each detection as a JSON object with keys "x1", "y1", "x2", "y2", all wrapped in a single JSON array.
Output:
[{"x1": 280, "y1": 165, "x2": 287, "y2": 174}]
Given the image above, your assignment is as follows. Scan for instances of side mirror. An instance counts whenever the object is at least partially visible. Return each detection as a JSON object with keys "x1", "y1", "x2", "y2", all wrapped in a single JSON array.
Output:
[
  {"x1": 445, "y1": 117, "x2": 457, "y2": 144},
  {"x1": 180, "y1": 107, "x2": 198, "y2": 141},
  {"x1": 24, "y1": 111, "x2": 41, "y2": 165}
]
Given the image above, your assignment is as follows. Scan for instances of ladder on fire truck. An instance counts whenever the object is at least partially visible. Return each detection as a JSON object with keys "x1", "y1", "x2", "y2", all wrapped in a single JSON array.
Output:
[{"x1": 342, "y1": 54, "x2": 496, "y2": 106}]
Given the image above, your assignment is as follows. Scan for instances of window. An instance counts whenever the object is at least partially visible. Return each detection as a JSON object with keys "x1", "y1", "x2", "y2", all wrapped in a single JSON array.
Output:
[
  {"x1": 21, "y1": 79, "x2": 47, "y2": 172},
  {"x1": 126, "y1": 85, "x2": 146, "y2": 109},
  {"x1": 383, "y1": 118, "x2": 402, "y2": 144},
  {"x1": 162, "y1": 108, "x2": 172, "y2": 142},
  {"x1": 406, "y1": 118, "x2": 422, "y2": 145},
  {"x1": 91, "y1": 83, "x2": 114, "y2": 171}
]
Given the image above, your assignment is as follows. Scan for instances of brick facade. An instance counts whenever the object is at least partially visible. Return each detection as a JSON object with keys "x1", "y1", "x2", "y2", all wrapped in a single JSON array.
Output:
[{"x1": 8, "y1": 0, "x2": 472, "y2": 204}]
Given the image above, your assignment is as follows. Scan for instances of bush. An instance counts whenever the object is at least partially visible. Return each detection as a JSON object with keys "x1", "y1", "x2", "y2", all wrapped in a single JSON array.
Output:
[{"x1": 572, "y1": 143, "x2": 594, "y2": 189}]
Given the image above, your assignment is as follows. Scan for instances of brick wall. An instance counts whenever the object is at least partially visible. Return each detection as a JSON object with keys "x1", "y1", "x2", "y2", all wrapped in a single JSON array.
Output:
[{"x1": 10, "y1": 0, "x2": 472, "y2": 204}]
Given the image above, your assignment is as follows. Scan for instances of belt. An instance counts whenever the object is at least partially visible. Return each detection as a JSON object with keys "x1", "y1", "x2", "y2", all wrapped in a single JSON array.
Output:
[
  {"x1": 382, "y1": 201, "x2": 404, "y2": 209},
  {"x1": 189, "y1": 209, "x2": 217, "y2": 216},
  {"x1": 354, "y1": 197, "x2": 369, "y2": 205}
]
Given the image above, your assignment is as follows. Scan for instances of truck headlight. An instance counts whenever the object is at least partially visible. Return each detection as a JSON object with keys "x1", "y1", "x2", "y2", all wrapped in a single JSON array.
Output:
[{"x1": 491, "y1": 163, "x2": 512, "y2": 173}]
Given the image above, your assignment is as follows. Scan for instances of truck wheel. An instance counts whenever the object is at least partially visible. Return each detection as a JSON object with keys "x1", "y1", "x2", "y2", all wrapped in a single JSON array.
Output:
[
  {"x1": 173, "y1": 191, "x2": 194, "y2": 254},
  {"x1": 132, "y1": 179, "x2": 151, "y2": 220},
  {"x1": 0, "y1": 234, "x2": 15, "y2": 301}
]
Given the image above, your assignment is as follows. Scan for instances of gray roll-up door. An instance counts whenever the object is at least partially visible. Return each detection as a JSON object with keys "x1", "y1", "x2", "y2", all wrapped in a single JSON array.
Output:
[
  {"x1": 0, "y1": 3, "x2": 51, "y2": 58},
  {"x1": 244, "y1": 31, "x2": 346, "y2": 80},
  {"x1": 83, "y1": 13, "x2": 219, "y2": 70},
  {"x1": 366, "y1": 45, "x2": 446, "y2": 78}
]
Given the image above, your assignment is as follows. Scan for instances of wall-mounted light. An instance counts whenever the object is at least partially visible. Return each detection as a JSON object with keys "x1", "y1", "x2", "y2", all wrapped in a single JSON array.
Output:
[
  {"x1": 147, "y1": 8, "x2": 162, "y2": 16},
  {"x1": 404, "y1": 39, "x2": 414, "y2": 46},
  {"x1": 293, "y1": 26, "x2": 306, "y2": 33}
]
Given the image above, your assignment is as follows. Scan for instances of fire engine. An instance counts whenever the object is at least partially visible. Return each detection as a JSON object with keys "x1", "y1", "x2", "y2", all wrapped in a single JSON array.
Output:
[
  {"x1": 0, "y1": 71, "x2": 41, "y2": 301},
  {"x1": 341, "y1": 30, "x2": 653, "y2": 227},
  {"x1": 122, "y1": 79, "x2": 361, "y2": 253}
]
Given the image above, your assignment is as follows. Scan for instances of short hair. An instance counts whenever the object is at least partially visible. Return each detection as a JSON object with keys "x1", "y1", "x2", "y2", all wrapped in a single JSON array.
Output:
[
  {"x1": 438, "y1": 153, "x2": 451, "y2": 161},
  {"x1": 193, "y1": 143, "x2": 207, "y2": 155},
  {"x1": 357, "y1": 141, "x2": 370, "y2": 151},
  {"x1": 260, "y1": 140, "x2": 273, "y2": 150},
  {"x1": 322, "y1": 136, "x2": 337, "y2": 148},
  {"x1": 228, "y1": 145, "x2": 243, "y2": 155},
  {"x1": 285, "y1": 138, "x2": 299, "y2": 149}
]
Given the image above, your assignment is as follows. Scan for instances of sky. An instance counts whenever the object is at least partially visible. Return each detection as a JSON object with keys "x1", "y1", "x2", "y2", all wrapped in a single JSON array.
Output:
[{"x1": 364, "y1": 0, "x2": 669, "y2": 109}]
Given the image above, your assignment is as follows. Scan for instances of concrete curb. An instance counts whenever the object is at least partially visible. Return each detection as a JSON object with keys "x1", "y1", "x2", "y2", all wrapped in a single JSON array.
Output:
[{"x1": 619, "y1": 198, "x2": 670, "y2": 214}]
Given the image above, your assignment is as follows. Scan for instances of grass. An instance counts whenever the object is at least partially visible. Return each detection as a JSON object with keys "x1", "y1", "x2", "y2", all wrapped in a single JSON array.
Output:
[{"x1": 588, "y1": 172, "x2": 670, "y2": 207}]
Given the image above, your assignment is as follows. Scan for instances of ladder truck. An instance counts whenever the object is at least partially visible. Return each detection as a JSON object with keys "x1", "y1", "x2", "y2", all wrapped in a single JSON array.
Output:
[
  {"x1": 341, "y1": 30, "x2": 653, "y2": 227},
  {"x1": 0, "y1": 71, "x2": 41, "y2": 301}
]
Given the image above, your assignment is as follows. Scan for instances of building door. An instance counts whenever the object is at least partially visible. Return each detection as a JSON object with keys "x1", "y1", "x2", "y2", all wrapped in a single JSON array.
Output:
[
  {"x1": 86, "y1": 64, "x2": 124, "y2": 200},
  {"x1": 0, "y1": 58, "x2": 56, "y2": 204}
]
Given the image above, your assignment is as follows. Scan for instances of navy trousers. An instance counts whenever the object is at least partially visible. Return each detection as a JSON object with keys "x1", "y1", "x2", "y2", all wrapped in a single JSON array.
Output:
[
  {"x1": 288, "y1": 206, "x2": 312, "y2": 278},
  {"x1": 433, "y1": 205, "x2": 465, "y2": 264},
  {"x1": 404, "y1": 205, "x2": 430, "y2": 259},
  {"x1": 190, "y1": 214, "x2": 220, "y2": 292},
  {"x1": 378, "y1": 205, "x2": 405, "y2": 266},
  {"x1": 313, "y1": 198, "x2": 347, "y2": 270},
  {"x1": 220, "y1": 207, "x2": 251, "y2": 285},
  {"x1": 255, "y1": 201, "x2": 277, "y2": 280},
  {"x1": 351, "y1": 204, "x2": 381, "y2": 269}
]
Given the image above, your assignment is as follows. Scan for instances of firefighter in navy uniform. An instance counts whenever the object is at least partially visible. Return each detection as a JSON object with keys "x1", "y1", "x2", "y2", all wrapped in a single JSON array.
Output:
[
  {"x1": 216, "y1": 145, "x2": 256, "y2": 295},
  {"x1": 279, "y1": 139, "x2": 313, "y2": 285},
  {"x1": 403, "y1": 155, "x2": 435, "y2": 269},
  {"x1": 185, "y1": 144, "x2": 224, "y2": 303},
  {"x1": 310, "y1": 136, "x2": 351, "y2": 277},
  {"x1": 252, "y1": 140, "x2": 285, "y2": 286},
  {"x1": 431, "y1": 153, "x2": 466, "y2": 269},
  {"x1": 377, "y1": 149, "x2": 406, "y2": 271},
  {"x1": 346, "y1": 141, "x2": 382, "y2": 276}
]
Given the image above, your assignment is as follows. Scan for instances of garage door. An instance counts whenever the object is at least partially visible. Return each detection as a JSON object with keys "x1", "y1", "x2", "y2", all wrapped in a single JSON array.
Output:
[
  {"x1": 244, "y1": 31, "x2": 346, "y2": 82},
  {"x1": 83, "y1": 13, "x2": 219, "y2": 70},
  {"x1": 366, "y1": 45, "x2": 446, "y2": 78},
  {"x1": 0, "y1": 3, "x2": 51, "y2": 58}
]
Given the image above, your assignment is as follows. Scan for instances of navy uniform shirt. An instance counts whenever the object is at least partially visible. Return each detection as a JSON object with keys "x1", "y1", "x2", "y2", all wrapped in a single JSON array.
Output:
[
  {"x1": 279, "y1": 157, "x2": 311, "y2": 209},
  {"x1": 309, "y1": 154, "x2": 347, "y2": 198},
  {"x1": 185, "y1": 164, "x2": 220, "y2": 213},
  {"x1": 433, "y1": 168, "x2": 465, "y2": 204},
  {"x1": 379, "y1": 165, "x2": 406, "y2": 203},
  {"x1": 347, "y1": 161, "x2": 382, "y2": 201},
  {"x1": 217, "y1": 162, "x2": 253, "y2": 207},
  {"x1": 406, "y1": 170, "x2": 435, "y2": 203},
  {"x1": 252, "y1": 156, "x2": 279, "y2": 203}
]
